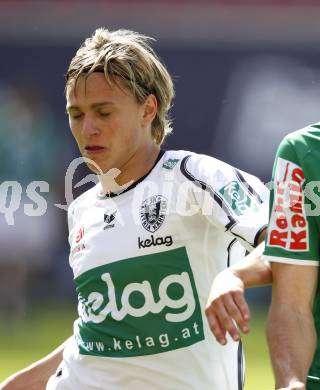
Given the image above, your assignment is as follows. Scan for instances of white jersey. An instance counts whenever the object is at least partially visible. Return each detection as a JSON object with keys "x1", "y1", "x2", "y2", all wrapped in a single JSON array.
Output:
[{"x1": 47, "y1": 150, "x2": 269, "y2": 390}]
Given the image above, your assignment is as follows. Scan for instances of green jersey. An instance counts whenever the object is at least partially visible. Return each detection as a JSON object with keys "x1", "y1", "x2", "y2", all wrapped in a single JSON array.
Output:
[{"x1": 263, "y1": 123, "x2": 320, "y2": 385}]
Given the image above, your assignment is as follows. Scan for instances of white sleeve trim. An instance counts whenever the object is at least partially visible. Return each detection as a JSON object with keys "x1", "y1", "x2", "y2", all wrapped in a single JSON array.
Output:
[{"x1": 262, "y1": 255, "x2": 319, "y2": 266}]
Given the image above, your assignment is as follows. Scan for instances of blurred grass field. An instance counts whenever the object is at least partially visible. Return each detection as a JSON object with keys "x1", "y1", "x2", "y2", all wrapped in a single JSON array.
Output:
[
  {"x1": 242, "y1": 308, "x2": 274, "y2": 390},
  {"x1": 0, "y1": 304, "x2": 273, "y2": 389}
]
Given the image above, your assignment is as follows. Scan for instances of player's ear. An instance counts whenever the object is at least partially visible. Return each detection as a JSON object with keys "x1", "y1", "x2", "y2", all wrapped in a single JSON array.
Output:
[{"x1": 142, "y1": 94, "x2": 157, "y2": 127}]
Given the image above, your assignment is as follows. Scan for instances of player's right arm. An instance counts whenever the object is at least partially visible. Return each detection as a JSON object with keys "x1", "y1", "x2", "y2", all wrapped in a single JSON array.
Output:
[
  {"x1": 1, "y1": 186, "x2": 79, "y2": 389},
  {"x1": 0, "y1": 337, "x2": 70, "y2": 390}
]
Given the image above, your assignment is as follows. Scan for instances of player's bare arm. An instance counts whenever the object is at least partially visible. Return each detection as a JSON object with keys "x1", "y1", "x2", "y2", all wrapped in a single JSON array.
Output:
[
  {"x1": 267, "y1": 263, "x2": 318, "y2": 390},
  {"x1": 0, "y1": 337, "x2": 70, "y2": 390},
  {"x1": 205, "y1": 228, "x2": 272, "y2": 345}
]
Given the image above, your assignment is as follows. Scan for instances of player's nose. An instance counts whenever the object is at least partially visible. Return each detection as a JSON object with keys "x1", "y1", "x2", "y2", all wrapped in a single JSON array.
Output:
[{"x1": 82, "y1": 115, "x2": 100, "y2": 136}]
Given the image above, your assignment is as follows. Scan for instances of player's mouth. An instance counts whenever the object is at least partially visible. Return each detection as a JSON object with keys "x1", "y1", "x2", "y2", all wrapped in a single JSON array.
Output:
[{"x1": 84, "y1": 145, "x2": 107, "y2": 155}]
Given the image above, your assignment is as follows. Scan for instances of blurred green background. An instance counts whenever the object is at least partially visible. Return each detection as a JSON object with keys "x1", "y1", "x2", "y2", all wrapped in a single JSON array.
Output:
[{"x1": 0, "y1": 304, "x2": 273, "y2": 390}]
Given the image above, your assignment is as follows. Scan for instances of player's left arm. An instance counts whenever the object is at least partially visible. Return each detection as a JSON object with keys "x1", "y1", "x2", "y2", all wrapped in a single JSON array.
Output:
[
  {"x1": 205, "y1": 228, "x2": 271, "y2": 345},
  {"x1": 267, "y1": 262, "x2": 318, "y2": 389},
  {"x1": 181, "y1": 154, "x2": 270, "y2": 342},
  {"x1": 262, "y1": 133, "x2": 320, "y2": 388}
]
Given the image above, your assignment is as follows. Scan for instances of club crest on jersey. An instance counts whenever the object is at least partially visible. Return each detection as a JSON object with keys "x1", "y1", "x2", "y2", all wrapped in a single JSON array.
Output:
[
  {"x1": 104, "y1": 211, "x2": 117, "y2": 230},
  {"x1": 140, "y1": 195, "x2": 167, "y2": 233}
]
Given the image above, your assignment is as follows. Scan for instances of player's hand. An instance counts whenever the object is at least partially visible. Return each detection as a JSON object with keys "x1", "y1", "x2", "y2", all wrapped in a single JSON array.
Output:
[{"x1": 205, "y1": 268, "x2": 250, "y2": 345}]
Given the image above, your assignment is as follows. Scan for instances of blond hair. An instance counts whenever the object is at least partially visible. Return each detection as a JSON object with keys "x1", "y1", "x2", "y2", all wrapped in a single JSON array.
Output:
[{"x1": 66, "y1": 28, "x2": 175, "y2": 145}]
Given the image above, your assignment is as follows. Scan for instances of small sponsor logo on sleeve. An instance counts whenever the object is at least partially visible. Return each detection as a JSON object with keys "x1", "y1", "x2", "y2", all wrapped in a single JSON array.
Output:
[
  {"x1": 75, "y1": 226, "x2": 85, "y2": 243},
  {"x1": 162, "y1": 159, "x2": 180, "y2": 170},
  {"x1": 219, "y1": 180, "x2": 258, "y2": 216},
  {"x1": 268, "y1": 157, "x2": 308, "y2": 251},
  {"x1": 71, "y1": 225, "x2": 86, "y2": 256}
]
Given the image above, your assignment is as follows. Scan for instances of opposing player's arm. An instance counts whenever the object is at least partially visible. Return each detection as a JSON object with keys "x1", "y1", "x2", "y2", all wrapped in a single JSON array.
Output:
[
  {"x1": 261, "y1": 131, "x2": 320, "y2": 389},
  {"x1": 0, "y1": 337, "x2": 70, "y2": 390},
  {"x1": 205, "y1": 228, "x2": 271, "y2": 345},
  {"x1": 267, "y1": 263, "x2": 317, "y2": 389}
]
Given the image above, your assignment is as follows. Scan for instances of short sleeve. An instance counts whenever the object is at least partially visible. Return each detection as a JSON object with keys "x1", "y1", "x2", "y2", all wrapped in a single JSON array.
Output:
[
  {"x1": 263, "y1": 136, "x2": 320, "y2": 266},
  {"x1": 180, "y1": 154, "x2": 269, "y2": 251}
]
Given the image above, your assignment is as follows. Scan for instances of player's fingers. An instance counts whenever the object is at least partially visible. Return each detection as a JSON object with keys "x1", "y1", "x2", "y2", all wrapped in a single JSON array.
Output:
[
  {"x1": 229, "y1": 291, "x2": 251, "y2": 333},
  {"x1": 205, "y1": 309, "x2": 227, "y2": 345},
  {"x1": 222, "y1": 294, "x2": 249, "y2": 334},
  {"x1": 232, "y1": 290, "x2": 251, "y2": 322},
  {"x1": 211, "y1": 300, "x2": 241, "y2": 342}
]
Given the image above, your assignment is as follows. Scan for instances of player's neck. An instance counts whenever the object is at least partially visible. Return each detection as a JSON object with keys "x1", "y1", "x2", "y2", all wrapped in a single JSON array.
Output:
[{"x1": 98, "y1": 143, "x2": 161, "y2": 195}]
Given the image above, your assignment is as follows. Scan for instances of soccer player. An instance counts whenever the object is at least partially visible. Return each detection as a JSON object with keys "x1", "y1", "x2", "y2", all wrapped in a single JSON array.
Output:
[
  {"x1": 206, "y1": 125, "x2": 320, "y2": 390},
  {"x1": 1, "y1": 28, "x2": 269, "y2": 390}
]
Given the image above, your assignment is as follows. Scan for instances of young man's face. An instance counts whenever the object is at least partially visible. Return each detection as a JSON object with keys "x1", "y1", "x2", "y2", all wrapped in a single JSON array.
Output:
[{"x1": 66, "y1": 72, "x2": 156, "y2": 175}]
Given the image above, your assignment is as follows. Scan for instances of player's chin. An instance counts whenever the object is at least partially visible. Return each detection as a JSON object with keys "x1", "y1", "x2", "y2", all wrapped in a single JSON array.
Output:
[
  {"x1": 81, "y1": 153, "x2": 105, "y2": 173},
  {"x1": 82, "y1": 158, "x2": 104, "y2": 174},
  {"x1": 86, "y1": 163, "x2": 101, "y2": 173},
  {"x1": 87, "y1": 160, "x2": 116, "y2": 175}
]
